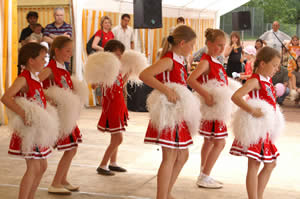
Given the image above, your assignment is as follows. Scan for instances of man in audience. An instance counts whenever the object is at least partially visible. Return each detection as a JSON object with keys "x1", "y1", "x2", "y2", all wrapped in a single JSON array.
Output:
[
  {"x1": 259, "y1": 21, "x2": 291, "y2": 53},
  {"x1": 19, "y1": 11, "x2": 43, "y2": 46},
  {"x1": 112, "y1": 14, "x2": 134, "y2": 50},
  {"x1": 43, "y1": 7, "x2": 72, "y2": 45},
  {"x1": 169, "y1": 17, "x2": 185, "y2": 34}
]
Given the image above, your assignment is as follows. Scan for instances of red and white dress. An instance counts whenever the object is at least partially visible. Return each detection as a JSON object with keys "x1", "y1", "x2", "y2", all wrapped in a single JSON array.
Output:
[
  {"x1": 8, "y1": 70, "x2": 52, "y2": 159},
  {"x1": 97, "y1": 74, "x2": 129, "y2": 134},
  {"x1": 43, "y1": 59, "x2": 82, "y2": 151},
  {"x1": 144, "y1": 51, "x2": 193, "y2": 149},
  {"x1": 197, "y1": 53, "x2": 228, "y2": 139},
  {"x1": 230, "y1": 74, "x2": 279, "y2": 163}
]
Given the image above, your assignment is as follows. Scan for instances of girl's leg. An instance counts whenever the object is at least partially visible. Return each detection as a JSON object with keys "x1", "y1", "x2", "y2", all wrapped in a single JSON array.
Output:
[
  {"x1": 167, "y1": 149, "x2": 189, "y2": 199},
  {"x1": 257, "y1": 161, "x2": 276, "y2": 199},
  {"x1": 19, "y1": 159, "x2": 41, "y2": 199},
  {"x1": 100, "y1": 133, "x2": 123, "y2": 168},
  {"x1": 28, "y1": 159, "x2": 48, "y2": 199},
  {"x1": 246, "y1": 158, "x2": 260, "y2": 199},
  {"x1": 200, "y1": 138, "x2": 213, "y2": 172},
  {"x1": 51, "y1": 148, "x2": 77, "y2": 188},
  {"x1": 157, "y1": 147, "x2": 177, "y2": 199},
  {"x1": 110, "y1": 147, "x2": 119, "y2": 164},
  {"x1": 202, "y1": 138, "x2": 225, "y2": 176}
]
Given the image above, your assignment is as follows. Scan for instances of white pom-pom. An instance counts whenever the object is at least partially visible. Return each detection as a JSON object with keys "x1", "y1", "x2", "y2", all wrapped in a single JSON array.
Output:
[
  {"x1": 121, "y1": 50, "x2": 147, "y2": 85},
  {"x1": 227, "y1": 78, "x2": 242, "y2": 114},
  {"x1": 84, "y1": 51, "x2": 120, "y2": 87},
  {"x1": 146, "y1": 83, "x2": 201, "y2": 135},
  {"x1": 228, "y1": 78, "x2": 242, "y2": 93},
  {"x1": 71, "y1": 75, "x2": 89, "y2": 105},
  {"x1": 44, "y1": 86, "x2": 81, "y2": 138},
  {"x1": 194, "y1": 79, "x2": 235, "y2": 121},
  {"x1": 231, "y1": 99, "x2": 275, "y2": 147},
  {"x1": 7, "y1": 97, "x2": 59, "y2": 152},
  {"x1": 270, "y1": 105, "x2": 285, "y2": 142}
]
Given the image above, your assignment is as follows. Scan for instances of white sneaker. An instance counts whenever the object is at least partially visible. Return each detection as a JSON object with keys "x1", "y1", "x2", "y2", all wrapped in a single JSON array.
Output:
[
  {"x1": 210, "y1": 176, "x2": 223, "y2": 185},
  {"x1": 196, "y1": 175, "x2": 223, "y2": 189}
]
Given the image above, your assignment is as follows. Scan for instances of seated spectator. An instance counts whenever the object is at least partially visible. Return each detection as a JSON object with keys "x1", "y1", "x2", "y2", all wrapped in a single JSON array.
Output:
[
  {"x1": 254, "y1": 39, "x2": 264, "y2": 51},
  {"x1": 281, "y1": 45, "x2": 289, "y2": 68},
  {"x1": 193, "y1": 46, "x2": 208, "y2": 62},
  {"x1": 29, "y1": 23, "x2": 43, "y2": 43},
  {"x1": 43, "y1": 7, "x2": 72, "y2": 45},
  {"x1": 19, "y1": 11, "x2": 43, "y2": 46},
  {"x1": 239, "y1": 46, "x2": 256, "y2": 80},
  {"x1": 272, "y1": 64, "x2": 290, "y2": 105},
  {"x1": 193, "y1": 45, "x2": 225, "y2": 65},
  {"x1": 290, "y1": 56, "x2": 300, "y2": 104}
]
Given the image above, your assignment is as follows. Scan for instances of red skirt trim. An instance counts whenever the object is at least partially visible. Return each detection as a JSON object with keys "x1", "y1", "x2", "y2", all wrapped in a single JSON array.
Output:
[
  {"x1": 8, "y1": 133, "x2": 52, "y2": 159},
  {"x1": 229, "y1": 134, "x2": 279, "y2": 163},
  {"x1": 144, "y1": 121, "x2": 193, "y2": 149},
  {"x1": 55, "y1": 126, "x2": 82, "y2": 151},
  {"x1": 199, "y1": 120, "x2": 228, "y2": 139}
]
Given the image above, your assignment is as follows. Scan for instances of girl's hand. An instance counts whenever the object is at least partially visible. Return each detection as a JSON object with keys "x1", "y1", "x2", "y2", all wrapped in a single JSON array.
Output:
[
  {"x1": 204, "y1": 94, "x2": 214, "y2": 106},
  {"x1": 166, "y1": 88, "x2": 178, "y2": 104},
  {"x1": 251, "y1": 108, "x2": 263, "y2": 118},
  {"x1": 48, "y1": 99, "x2": 57, "y2": 107}
]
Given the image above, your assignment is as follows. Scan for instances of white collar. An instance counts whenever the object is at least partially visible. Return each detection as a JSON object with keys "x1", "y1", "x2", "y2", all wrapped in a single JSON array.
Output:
[
  {"x1": 30, "y1": 72, "x2": 40, "y2": 82},
  {"x1": 173, "y1": 52, "x2": 185, "y2": 65},
  {"x1": 211, "y1": 56, "x2": 222, "y2": 65},
  {"x1": 56, "y1": 61, "x2": 66, "y2": 70},
  {"x1": 259, "y1": 74, "x2": 270, "y2": 82}
]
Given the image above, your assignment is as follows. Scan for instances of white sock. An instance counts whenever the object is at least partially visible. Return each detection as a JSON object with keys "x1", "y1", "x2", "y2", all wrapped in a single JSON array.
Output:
[
  {"x1": 110, "y1": 162, "x2": 118, "y2": 167},
  {"x1": 100, "y1": 165, "x2": 109, "y2": 170}
]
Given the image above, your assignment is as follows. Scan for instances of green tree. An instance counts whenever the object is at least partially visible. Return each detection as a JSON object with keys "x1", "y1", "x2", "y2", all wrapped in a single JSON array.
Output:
[{"x1": 246, "y1": 0, "x2": 299, "y2": 35}]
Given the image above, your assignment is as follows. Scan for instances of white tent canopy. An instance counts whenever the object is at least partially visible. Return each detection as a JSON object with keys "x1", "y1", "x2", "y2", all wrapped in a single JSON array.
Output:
[{"x1": 72, "y1": 0, "x2": 250, "y2": 80}]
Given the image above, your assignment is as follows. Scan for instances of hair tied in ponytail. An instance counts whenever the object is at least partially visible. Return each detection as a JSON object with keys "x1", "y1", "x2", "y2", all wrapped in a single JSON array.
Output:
[{"x1": 167, "y1": 35, "x2": 174, "y2": 44}]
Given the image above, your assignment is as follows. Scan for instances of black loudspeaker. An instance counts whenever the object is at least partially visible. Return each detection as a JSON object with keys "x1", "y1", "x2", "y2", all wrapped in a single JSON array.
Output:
[
  {"x1": 232, "y1": 11, "x2": 251, "y2": 31},
  {"x1": 133, "y1": 0, "x2": 162, "y2": 29}
]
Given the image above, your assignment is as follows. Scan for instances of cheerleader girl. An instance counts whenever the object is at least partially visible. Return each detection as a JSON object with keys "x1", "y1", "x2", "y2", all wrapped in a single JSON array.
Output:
[
  {"x1": 95, "y1": 40, "x2": 129, "y2": 176},
  {"x1": 230, "y1": 46, "x2": 281, "y2": 199},
  {"x1": 39, "y1": 36, "x2": 81, "y2": 194},
  {"x1": 1, "y1": 43, "x2": 49, "y2": 199},
  {"x1": 140, "y1": 25, "x2": 196, "y2": 199},
  {"x1": 187, "y1": 28, "x2": 227, "y2": 189}
]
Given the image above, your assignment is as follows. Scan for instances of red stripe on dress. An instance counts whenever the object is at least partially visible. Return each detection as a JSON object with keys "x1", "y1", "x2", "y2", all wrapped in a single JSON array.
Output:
[{"x1": 144, "y1": 139, "x2": 193, "y2": 148}]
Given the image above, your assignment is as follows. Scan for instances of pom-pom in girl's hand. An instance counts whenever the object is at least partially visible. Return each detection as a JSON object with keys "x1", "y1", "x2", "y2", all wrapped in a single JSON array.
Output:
[
  {"x1": 251, "y1": 107, "x2": 264, "y2": 118},
  {"x1": 204, "y1": 94, "x2": 214, "y2": 107},
  {"x1": 166, "y1": 88, "x2": 178, "y2": 104},
  {"x1": 21, "y1": 111, "x2": 31, "y2": 126}
]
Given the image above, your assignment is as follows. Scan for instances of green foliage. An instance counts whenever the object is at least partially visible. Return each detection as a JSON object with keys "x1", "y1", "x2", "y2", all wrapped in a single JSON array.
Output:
[{"x1": 245, "y1": 0, "x2": 299, "y2": 24}]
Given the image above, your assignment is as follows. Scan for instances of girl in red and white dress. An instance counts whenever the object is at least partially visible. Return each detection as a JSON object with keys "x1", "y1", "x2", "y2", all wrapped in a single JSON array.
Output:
[
  {"x1": 140, "y1": 25, "x2": 197, "y2": 199},
  {"x1": 187, "y1": 28, "x2": 228, "y2": 189},
  {"x1": 2, "y1": 43, "x2": 49, "y2": 199},
  {"x1": 230, "y1": 46, "x2": 281, "y2": 199},
  {"x1": 95, "y1": 40, "x2": 129, "y2": 176},
  {"x1": 39, "y1": 36, "x2": 81, "y2": 194}
]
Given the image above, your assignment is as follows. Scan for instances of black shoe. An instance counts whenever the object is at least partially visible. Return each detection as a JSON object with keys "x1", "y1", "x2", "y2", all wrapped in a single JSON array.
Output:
[
  {"x1": 108, "y1": 165, "x2": 127, "y2": 172},
  {"x1": 96, "y1": 167, "x2": 115, "y2": 176}
]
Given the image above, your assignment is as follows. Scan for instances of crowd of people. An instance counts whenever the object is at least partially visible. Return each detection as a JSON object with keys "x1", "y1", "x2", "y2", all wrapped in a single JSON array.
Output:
[
  {"x1": 192, "y1": 21, "x2": 299, "y2": 106},
  {"x1": 2, "y1": 8, "x2": 298, "y2": 199}
]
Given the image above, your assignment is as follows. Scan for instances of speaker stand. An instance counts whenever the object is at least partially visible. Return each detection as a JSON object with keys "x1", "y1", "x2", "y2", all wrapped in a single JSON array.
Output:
[{"x1": 241, "y1": 30, "x2": 244, "y2": 46}]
